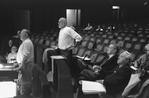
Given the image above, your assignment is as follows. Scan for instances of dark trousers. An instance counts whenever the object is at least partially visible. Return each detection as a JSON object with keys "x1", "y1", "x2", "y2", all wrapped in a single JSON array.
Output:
[
  {"x1": 59, "y1": 49, "x2": 76, "y2": 77},
  {"x1": 79, "y1": 69, "x2": 103, "y2": 81},
  {"x1": 32, "y1": 64, "x2": 50, "y2": 97},
  {"x1": 21, "y1": 61, "x2": 34, "y2": 83},
  {"x1": 47, "y1": 48, "x2": 76, "y2": 77}
]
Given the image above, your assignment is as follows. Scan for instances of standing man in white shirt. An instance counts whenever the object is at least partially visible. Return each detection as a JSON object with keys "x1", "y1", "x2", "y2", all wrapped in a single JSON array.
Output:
[
  {"x1": 14, "y1": 29, "x2": 34, "y2": 84},
  {"x1": 56, "y1": 17, "x2": 82, "y2": 77}
]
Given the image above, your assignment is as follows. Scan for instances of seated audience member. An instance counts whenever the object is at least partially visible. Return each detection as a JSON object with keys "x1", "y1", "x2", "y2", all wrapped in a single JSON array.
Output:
[
  {"x1": 77, "y1": 44, "x2": 119, "y2": 80},
  {"x1": 7, "y1": 46, "x2": 17, "y2": 63},
  {"x1": 96, "y1": 25, "x2": 103, "y2": 31},
  {"x1": 83, "y1": 23, "x2": 93, "y2": 31},
  {"x1": 14, "y1": 82, "x2": 36, "y2": 98},
  {"x1": 133, "y1": 44, "x2": 149, "y2": 75},
  {"x1": 77, "y1": 51, "x2": 132, "y2": 98},
  {"x1": 3, "y1": 39, "x2": 13, "y2": 57},
  {"x1": 122, "y1": 43, "x2": 149, "y2": 97}
]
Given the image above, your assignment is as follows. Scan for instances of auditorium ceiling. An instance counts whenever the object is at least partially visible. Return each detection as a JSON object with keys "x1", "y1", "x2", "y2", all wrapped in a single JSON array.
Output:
[{"x1": 0, "y1": 0, "x2": 148, "y2": 9}]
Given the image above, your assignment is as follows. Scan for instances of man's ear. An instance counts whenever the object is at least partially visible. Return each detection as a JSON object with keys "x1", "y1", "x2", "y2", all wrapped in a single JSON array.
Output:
[
  {"x1": 125, "y1": 58, "x2": 130, "y2": 64},
  {"x1": 113, "y1": 49, "x2": 117, "y2": 54}
]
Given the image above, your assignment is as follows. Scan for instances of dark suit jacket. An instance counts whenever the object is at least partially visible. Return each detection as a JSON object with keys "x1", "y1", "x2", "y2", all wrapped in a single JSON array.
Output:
[
  {"x1": 103, "y1": 64, "x2": 131, "y2": 96},
  {"x1": 96, "y1": 54, "x2": 119, "y2": 78},
  {"x1": 101, "y1": 54, "x2": 119, "y2": 71}
]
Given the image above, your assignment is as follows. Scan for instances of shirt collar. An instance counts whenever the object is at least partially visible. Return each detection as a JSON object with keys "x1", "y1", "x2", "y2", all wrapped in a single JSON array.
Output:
[{"x1": 108, "y1": 54, "x2": 114, "y2": 59}]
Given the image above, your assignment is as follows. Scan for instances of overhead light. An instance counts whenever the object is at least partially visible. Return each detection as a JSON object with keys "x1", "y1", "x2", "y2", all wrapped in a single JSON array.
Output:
[
  {"x1": 144, "y1": 2, "x2": 148, "y2": 5},
  {"x1": 112, "y1": 6, "x2": 120, "y2": 9}
]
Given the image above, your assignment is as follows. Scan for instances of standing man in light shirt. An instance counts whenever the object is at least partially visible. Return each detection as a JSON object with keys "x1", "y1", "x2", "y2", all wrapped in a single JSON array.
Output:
[
  {"x1": 14, "y1": 29, "x2": 34, "y2": 84},
  {"x1": 56, "y1": 17, "x2": 82, "y2": 77}
]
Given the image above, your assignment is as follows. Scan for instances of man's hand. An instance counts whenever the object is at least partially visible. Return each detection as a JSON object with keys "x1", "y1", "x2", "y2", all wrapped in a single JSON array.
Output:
[
  {"x1": 13, "y1": 67, "x2": 20, "y2": 71},
  {"x1": 93, "y1": 65, "x2": 102, "y2": 71},
  {"x1": 92, "y1": 65, "x2": 99, "y2": 70},
  {"x1": 12, "y1": 63, "x2": 19, "y2": 68},
  {"x1": 94, "y1": 70, "x2": 100, "y2": 75},
  {"x1": 13, "y1": 63, "x2": 21, "y2": 71},
  {"x1": 133, "y1": 61, "x2": 138, "y2": 68}
]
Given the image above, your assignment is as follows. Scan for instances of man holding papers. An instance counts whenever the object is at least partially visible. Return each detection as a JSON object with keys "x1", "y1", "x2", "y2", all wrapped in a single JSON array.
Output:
[{"x1": 77, "y1": 51, "x2": 132, "y2": 98}]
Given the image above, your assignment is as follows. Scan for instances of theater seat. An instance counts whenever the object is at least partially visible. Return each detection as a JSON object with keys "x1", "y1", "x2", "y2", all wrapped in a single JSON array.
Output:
[
  {"x1": 89, "y1": 51, "x2": 99, "y2": 64},
  {"x1": 125, "y1": 78, "x2": 149, "y2": 98}
]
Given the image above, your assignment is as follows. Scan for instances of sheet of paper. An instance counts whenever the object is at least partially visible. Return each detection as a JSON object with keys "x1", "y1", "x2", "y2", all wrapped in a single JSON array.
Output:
[
  {"x1": 50, "y1": 55, "x2": 66, "y2": 59},
  {"x1": 82, "y1": 80, "x2": 106, "y2": 94}
]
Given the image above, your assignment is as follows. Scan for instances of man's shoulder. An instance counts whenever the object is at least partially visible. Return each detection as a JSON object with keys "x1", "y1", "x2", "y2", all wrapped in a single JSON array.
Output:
[{"x1": 23, "y1": 39, "x2": 33, "y2": 45}]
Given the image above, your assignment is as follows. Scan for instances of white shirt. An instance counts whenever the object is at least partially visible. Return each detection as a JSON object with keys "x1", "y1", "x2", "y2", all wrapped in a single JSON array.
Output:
[
  {"x1": 16, "y1": 38, "x2": 34, "y2": 64},
  {"x1": 58, "y1": 26, "x2": 82, "y2": 50},
  {"x1": 108, "y1": 54, "x2": 114, "y2": 60}
]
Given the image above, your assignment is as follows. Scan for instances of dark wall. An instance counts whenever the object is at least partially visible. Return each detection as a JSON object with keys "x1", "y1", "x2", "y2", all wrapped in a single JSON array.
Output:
[
  {"x1": 81, "y1": 6, "x2": 113, "y2": 26},
  {"x1": 30, "y1": 7, "x2": 113, "y2": 31},
  {"x1": 0, "y1": 4, "x2": 149, "y2": 35},
  {"x1": 30, "y1": 8, "x2": 66, "y2": 32},
  {"x1": 0, "y1": 8, "x2": 15, "y2": 36},
  {"x1": 14, "y1": 10, "x2": 30, "y2": 32},
  {"x1": 124, "y1": 6, "x2": 149, "y2": 21}
]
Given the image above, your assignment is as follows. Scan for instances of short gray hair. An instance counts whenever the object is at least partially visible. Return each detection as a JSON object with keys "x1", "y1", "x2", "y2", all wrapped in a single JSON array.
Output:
[
  {"x1": 121, "y1": 51, "x2": 133, "y2": 64},
  {"x1": 59, "y1": 17, "x2": 67, "y2": 25}
]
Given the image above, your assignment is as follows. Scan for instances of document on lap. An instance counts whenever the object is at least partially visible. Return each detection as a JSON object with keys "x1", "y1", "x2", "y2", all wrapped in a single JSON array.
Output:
[
  {"x1": 82, "y1": 80, "x2": 106, "y2": 94},
  {"x1": 50, "y1": 55, "x2": 66, "y2": 59},
  {"x1": 75, "y1": 55, "x2": 91, "y2": 60},
  {"x1": 130, "y1": 66, "x2": 138, "y2": 70}
]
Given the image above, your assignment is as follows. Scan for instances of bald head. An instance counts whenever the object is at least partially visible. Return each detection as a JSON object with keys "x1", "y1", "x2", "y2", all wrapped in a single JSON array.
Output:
[{"x1": 58, "y1": 17, "x2": 67, "y2": 29}]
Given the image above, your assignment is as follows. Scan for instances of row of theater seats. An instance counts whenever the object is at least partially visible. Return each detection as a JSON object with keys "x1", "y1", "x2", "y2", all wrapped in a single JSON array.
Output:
[
  {"x1": 30, "y1": 30, "x2": 59, "y2": 48},
  {"x1": 30, "y1": 25, "x2": 149, "y2": 66},
  {"x1": 73, "y1": 30, "x2": 149, "y2": 65},
  {"x1": 81, "y1": 22, "x2": 149, "y2": 38},
  {"x1": 75, "y1": 38, "x2": 146, "y2": 62}
]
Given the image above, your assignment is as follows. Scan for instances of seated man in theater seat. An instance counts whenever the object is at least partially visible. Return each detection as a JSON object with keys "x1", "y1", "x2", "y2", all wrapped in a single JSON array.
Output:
[
  {"x1": 122, "y1": 43, "x2": 149, "y2": 97},
  {"x1": 78, "y1": 44, "x2": 119, "y2": 81},
  {"x1": 77, "y1": 51, "x2": 132, "y2": 98},
  {"x1": 83, "y1": 23, "x2": 93, "y2": 31}
]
